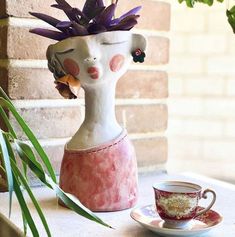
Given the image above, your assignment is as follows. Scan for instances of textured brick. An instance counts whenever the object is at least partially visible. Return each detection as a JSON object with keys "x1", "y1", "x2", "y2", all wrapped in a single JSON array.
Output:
[
  {"x1": 43, "y1": 144, "x2": 65, "y2": 174},
  {"x1": 0, "y1": 0, "x2": 7, "y2": 18},
  {"x1": 3, "y1": 26, "x2": 169, "y2": 62},
  {"x1": 171, "y1": 11, "x2": 205, "y2": 32},
  {"x1": 227, "y1": 79, "x2": 235, "y2": 96},
  {"x1": 1, "y1": 0, "x2": 83, "y2": 18},
  {"x1": 118, "y1": 0, "x2": 170, "y2": 31},
  {"x1": 1, "y1": 0, "x2": 170, "y2": 31},
  {"x1": 0, "y1": 25, "x2": 7, "y2": 58},
  {"x1": 168, "y1": 76, "x2": 183, "y2": 96},
  {"x1": 169, "y1": 97, "x2": 204, "y2": 117},
  {"x1": 184, "y1": 76, "x2": 224, "y2": 96},
  {"x1": 168, "y1": 118, "x2": 223, "y2": 137},
  {"x1": 4, "y1": 67, "x2": 167, "y2": 100},
  {"x1": 169, "y1": 56, "x2": 204, "y2": 74},
  {"x1": 117, "y1": 70, "x2": 168, "y2": 99},
  {"x1": 7, "y1": 26, "x2": 54, "y2": 59},
  {"x1": 204, "y1": 98, "x2": 235, "y2": 118},
  {"x1": 116, "y1": 104, "x2": 167, "y2": 133},
  {"x1": 207, "y1": 56, "x2": 235, "y2": 76},
  {"x1": 188, "y1": 35, "x2": 227, "y2": 54},
  {"x1": 10, "y1": 106, "x2": 84, "y2": 139},
  {"x1": 0, "y1": 67, "x2": 8, "y2": 132},
  {"x1": 145, "y1": 36, "x2": 169, "y2": 65},
  {"x1": 133, "y1": 137, "x2": 167, "y2": 167},
  {"x1": 9, "y1": 103, "x2": 167, "y2": 139},
  {"x1": 7, "y1": 67, "x2": 61, "y2": 99},
  {"x1": 0, "y1": 66, "x2": 8, "y2": 93}
]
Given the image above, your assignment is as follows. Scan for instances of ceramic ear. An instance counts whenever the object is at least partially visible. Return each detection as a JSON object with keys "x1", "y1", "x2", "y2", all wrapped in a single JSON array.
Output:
[
  {"x1": 46, "y1": 45, "x2": 66, "y2": 79},
  {"x1": 131, "y1": 34, "x2": 147, "y2": 63},
  {"x1": 131, "y1": 33, "x2": 147, "y2": 53}
]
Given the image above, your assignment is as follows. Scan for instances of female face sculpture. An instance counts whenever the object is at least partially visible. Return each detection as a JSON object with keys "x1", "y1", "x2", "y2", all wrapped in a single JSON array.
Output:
[
  {"x1": 46, "y1": 30, "x2": 146, "y2": 149},
  {"x1": 47, "y1": 31, "x2": 146, "y2": 96}
]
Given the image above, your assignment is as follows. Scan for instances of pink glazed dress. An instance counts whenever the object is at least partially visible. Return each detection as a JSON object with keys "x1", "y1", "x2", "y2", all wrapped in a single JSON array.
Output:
[{"x1": 59, "y1": 130, "x2": 138, "y2": 211}]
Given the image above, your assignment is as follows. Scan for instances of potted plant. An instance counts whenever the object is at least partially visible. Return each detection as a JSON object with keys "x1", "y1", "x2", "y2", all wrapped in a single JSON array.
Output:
[
  {"x1": 30, "y1": 0, "x2": 147, "y2": 212},
  {"x1": 0, "y1": 0, "x2": 146, "y2": 236}
]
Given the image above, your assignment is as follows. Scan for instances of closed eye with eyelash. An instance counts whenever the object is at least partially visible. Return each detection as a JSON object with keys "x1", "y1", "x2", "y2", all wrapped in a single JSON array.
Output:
[
  {"x1": 101, "y1": 41, "x2": 127, "y2": 45},
  {"x1": 56, "y1": 48, "x2": 75, "y2": 55}
]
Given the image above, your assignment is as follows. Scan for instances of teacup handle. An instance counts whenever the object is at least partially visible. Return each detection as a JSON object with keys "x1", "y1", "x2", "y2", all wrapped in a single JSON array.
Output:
[{"x1": 195, "y1": 189, "x2": 216, "y2": 218}]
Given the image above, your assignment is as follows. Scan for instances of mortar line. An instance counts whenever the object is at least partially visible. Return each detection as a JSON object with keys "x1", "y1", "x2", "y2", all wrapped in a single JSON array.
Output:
[
  {"x1": 0, "y1": 59, "x2": 168, "y2": 71},
  {"x1": 12, "y1": 98, "x2": 167, "y2": 109}
]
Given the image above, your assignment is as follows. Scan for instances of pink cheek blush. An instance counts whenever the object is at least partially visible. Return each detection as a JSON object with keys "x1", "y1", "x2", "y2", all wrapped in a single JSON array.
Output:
[
  {"x1": 109, "y1": 54, "x2": 125, "y2": 72},
  {"x1": 63, "y1": 58, "x2": 80, "y2": 77}
]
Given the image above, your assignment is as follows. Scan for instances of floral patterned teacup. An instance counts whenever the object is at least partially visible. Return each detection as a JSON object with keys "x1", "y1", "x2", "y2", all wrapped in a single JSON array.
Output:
[{"x1": 153, "y1": 181, "x2": 216, "y2": 229}]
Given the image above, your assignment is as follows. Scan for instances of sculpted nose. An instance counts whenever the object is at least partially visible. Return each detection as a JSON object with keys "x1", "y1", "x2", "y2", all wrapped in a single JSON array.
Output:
[{"x1": 84, "y1": 57, "x2": 97, "y2": 63}]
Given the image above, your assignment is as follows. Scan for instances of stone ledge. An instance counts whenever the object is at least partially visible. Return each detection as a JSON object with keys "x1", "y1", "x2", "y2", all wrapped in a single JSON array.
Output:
[{"x1": 0, "y1": 172, "x2": 234, "y2": 237}]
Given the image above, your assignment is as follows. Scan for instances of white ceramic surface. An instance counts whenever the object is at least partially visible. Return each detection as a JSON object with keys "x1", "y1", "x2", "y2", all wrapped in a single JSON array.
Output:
[
  {"x1": 130, "y1": 204, "x2": 223, "y2": 237},
  {"x1": 46, "y1": 31, "x2": 146, "y2": 150}
]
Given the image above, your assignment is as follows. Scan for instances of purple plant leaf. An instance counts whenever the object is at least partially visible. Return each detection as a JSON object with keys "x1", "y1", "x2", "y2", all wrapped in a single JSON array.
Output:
[
  {"x1": 120, "y1": 6, "x2": 141, "y2": 20},
  {"x1": 87, "y1": 6, "x2": 105, "y2": 21},
  {"x1": 96, "y1": 0, "x2": 104, "y2": 7},
  {"x1": 70, "y1": 8, "x2": 88, "y2": 22},
  {"x1": 72, "y1": 22, "x2": 89, "y2": 36},
  {"x1": 88, "y1": 23, "x2": 107, "y2": 34},
  {"x1": 29, "y1": 28, "x2": 67, "y2": 41},
  {"x1": 55, "y1": 0, "x2": 72, "y2": 8},
  {"x1": 56, "y1": 21, "x2": 72, "y2": 28},
  {"x1": 82, "y1": 0, "x2": 97, "y2": 16},
  {"x1": 97, "y1": 3, "x2": 116, "y2": 26},
  {"x1": 109, "y1": 18, "x2": 138, "y2": 31},
  {"x1": 51, "y1": 4, "x2": 88, "y2": 25},
  {"x1": 119, "y1": 6, "x2": 141, "y2": 21},
  {"x1": 29, "y1": 12, "x2": 60, "y2": 28},
  {"x1": 110, "y1": 6, "x2": 141, "y2": 26},
  {"x1": 109, "y1": 18, "x2": 120, "y2": 26}
]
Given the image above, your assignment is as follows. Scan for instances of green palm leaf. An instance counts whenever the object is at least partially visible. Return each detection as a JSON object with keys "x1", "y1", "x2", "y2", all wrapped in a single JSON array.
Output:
[
  {"x1": 12, "y1": 173, "x2": 39, "y2": 237},
  {"x1": 11, "y1": 161, "x2": 52, "y2": 237},
  {"x1": 0, "y1": 130, "x2": 13, "y2": 217},
  {"x1": 0, "y1": 95, "x2": 56, "y2": 183}
]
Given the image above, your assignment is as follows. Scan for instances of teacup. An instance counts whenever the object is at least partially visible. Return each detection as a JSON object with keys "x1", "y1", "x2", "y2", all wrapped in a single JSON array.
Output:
[{"x1": 153, "y1": 181, "x2": 216, "y2": 229}]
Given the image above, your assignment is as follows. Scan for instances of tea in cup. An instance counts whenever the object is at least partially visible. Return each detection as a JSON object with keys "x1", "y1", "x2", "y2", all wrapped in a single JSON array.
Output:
[{"x1": 153, "y1": 181, "x2": 216, "y2": 229}]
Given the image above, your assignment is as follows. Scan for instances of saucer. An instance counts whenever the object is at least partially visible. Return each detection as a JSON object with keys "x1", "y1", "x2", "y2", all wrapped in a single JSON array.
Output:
[{"x1": 130, "y1": 205, "x2": 223, "y2": 237}]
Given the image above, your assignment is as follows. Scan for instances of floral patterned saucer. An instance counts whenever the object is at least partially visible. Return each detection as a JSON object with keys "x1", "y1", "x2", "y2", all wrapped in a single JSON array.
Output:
[{"x1": 130, "y1": 205, "x2": 223, "y2": 237}]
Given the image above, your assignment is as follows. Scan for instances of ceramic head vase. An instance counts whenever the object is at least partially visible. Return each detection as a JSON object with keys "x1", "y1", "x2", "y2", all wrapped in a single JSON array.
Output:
[{"x1": 30, "y1": 0, "x2": 147, "y2": 211}]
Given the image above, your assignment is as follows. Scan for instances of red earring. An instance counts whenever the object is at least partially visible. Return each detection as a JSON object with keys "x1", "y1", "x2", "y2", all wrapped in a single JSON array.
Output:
[{"x1": 132, "y1": 48, "x2": 146, "y2": 63}]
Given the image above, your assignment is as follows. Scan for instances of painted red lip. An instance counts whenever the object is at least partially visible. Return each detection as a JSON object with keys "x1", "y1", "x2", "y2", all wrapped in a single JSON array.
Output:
[{"x1": 87, "y1": 67, "x2": 99, "y2": 80}]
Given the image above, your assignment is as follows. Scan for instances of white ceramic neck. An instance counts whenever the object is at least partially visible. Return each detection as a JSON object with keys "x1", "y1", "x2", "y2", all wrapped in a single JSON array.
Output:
[
  {"x1": 67, "y1": 80, "x2": 122, "y2": 150},
  {"x1": 83, "y1": 81, "x2": 116, "y2": 126}
]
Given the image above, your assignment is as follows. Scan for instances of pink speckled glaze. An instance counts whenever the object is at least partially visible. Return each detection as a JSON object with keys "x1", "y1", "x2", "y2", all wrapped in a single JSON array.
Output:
[{"x1": 59, "y1": 130, "x2": 138, "y2": 211}]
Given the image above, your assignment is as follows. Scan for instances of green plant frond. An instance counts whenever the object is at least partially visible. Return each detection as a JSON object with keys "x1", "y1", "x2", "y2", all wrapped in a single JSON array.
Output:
[
  {"x1": 11, "y1": 161, "x2": 52, "y2": 237},
  {"x1": 0, "y1": 164, "x2": 6, "y2": 178},
  {"x1": 0, "y1": 96, "x2": 56, "y2": 182},
  {"x1": 0, "y1": 107, "x2": 17, "y2": 138},
  {"x1": 0, "y1": 130, "x2": 13, "y2": 217},
  {"x1": 14, "y1": 140, "x2": 51, "y2": 188},
  {"x1": 12, "y1": 173, "x2": 40, "y2": 237},
  {"x1": 227, "y1": 6, "x2": 235, "y2": 33},
  {"x1": 22, "y1": 212, "x2": 28, "y2": 237},
  {"x1": 178, "y1": 0, "x2": 224, "y2": 7}
]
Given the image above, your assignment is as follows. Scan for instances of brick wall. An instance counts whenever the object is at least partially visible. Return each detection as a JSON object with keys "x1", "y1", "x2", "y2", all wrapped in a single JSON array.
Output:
[
  {"x1": 0, "y1": 0, "x2": 170, "y2": 175},
  {"x1": 168, "y1": 1, "x2": 235, "y2": 182}
]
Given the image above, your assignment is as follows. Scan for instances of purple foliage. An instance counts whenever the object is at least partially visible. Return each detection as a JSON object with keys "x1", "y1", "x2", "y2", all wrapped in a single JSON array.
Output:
[{"x1": 29, "y1": 0, "x2": 141, "y2": 41}]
